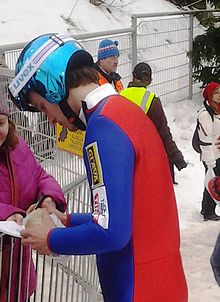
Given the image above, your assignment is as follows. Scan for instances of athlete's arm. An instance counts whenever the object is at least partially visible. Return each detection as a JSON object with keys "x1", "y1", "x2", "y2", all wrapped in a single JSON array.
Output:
[{"x1": 48, "y1": 116, "x2": 135, "y2": 255}]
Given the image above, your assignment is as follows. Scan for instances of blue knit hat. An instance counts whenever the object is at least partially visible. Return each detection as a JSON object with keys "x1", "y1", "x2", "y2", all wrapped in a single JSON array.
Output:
[{"x1": 98, "y1": 39, "x2": 119, "y2": 60}]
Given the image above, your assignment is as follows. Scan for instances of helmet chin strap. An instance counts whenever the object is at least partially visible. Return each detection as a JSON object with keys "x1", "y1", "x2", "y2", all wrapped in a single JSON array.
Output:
[{"x1": 59, "y1": 99, "x2": 86, "y2": 131}]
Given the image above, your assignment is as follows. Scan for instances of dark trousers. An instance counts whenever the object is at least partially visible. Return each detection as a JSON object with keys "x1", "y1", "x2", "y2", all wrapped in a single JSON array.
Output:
[
  {"x1": 201, "y1": 158, "x2": 220, "y2": 217},
  {"x1": 211, "y1": 233, "x2": 220, "y2": 286}
]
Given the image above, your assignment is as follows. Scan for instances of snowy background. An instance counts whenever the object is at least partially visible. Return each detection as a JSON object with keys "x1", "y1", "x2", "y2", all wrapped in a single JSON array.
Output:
[
  {"x1": 0, "y1": 0, "x2": 178, "y2": 44},
  {"x1": 166, "y1": 95, "x2": 220, "y2": 302},
  {"x1": 1, "y1": 0, "x2": 220, "y2": 301}
]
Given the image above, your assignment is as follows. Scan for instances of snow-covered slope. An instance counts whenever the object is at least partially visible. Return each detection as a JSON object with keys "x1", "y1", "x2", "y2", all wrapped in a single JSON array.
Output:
[{"x1": 0, "y1": 0, "x2": 178, "y2": 45}]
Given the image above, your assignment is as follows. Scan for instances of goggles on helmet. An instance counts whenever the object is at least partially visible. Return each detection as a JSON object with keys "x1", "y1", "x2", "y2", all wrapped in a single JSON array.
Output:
[{"x1": 8, "y1": 33, "x2": 82, "y2": 111}]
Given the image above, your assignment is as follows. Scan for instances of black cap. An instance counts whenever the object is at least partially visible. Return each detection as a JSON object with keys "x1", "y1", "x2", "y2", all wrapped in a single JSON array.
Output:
[{"x1": 133, "y1": 62, "x2": 152, "y2": 80}]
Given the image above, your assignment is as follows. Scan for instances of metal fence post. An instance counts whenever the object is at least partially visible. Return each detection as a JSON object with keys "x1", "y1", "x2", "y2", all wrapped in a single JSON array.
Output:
[
  {"x1": 0, "y1": 52, "x2": 8, "y2": 68},
  {"x1": 188, "y1": 12, "x2": 194, "y2": 100},
  {"x1": 131, "y1": 15, "x2": 138, "y2": 69}
]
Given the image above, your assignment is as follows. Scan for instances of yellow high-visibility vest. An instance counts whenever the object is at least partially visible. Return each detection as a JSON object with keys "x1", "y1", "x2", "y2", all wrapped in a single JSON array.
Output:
[{"x1": 120, "y1": 87, "x2": 155, "y2": 114}]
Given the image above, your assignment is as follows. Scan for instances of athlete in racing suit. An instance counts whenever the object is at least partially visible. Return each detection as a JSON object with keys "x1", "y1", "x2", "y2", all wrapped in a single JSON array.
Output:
[
  {"x1": 47, "y1": 84, "x2": 187, "y2": 301},
  {"x1": 10, "y1": 33, "x2": 188, "y2": 302}
]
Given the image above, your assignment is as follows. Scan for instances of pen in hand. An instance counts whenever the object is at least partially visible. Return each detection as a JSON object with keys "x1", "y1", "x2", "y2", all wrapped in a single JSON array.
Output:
[
  {"x1": 24, "y1": 194, "x2": 46, "y2": 228},
  {"x1": 33, "y1": 194, "x2": 46, "y2": 210}
]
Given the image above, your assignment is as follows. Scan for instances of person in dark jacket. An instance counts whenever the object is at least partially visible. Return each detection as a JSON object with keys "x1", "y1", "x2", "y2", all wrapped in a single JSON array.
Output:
[
  {"x1": 120, "y1": 62, "x2": 187, "y2": 184},
  {"x1": 95, "y1": 39, "x2": 123, "y2": 93}
]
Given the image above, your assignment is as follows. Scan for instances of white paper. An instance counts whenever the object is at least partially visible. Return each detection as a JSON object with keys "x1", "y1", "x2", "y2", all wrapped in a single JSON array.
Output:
[{"x1": 0, "y1": 221, "x2": 25, "y2": 238}]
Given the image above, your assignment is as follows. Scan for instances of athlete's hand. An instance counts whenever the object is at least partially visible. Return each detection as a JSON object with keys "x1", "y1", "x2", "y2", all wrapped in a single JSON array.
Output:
[
  {"x1": 21, "y1": 208, "x2": 55, "y2": 255},
  {"x1": 46, "y1": 207, "x2": 68, "y2": 226}
]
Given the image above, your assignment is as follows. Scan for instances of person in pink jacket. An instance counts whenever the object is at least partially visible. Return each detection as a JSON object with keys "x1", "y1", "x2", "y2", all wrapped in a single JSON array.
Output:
[{"x1": 0, "y1": 87, "x2": 66, "y2": 302}]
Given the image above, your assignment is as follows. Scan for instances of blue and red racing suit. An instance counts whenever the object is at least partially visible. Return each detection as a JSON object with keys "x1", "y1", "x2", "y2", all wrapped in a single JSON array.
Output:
[{"x1": 48, "y1": 84, "x2": 188, "y2": 302}]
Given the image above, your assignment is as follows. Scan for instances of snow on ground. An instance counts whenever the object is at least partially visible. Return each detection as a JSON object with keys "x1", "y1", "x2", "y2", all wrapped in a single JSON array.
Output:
[{"x1": 165, "y1": 94, "x2": 220, "y2": 301}]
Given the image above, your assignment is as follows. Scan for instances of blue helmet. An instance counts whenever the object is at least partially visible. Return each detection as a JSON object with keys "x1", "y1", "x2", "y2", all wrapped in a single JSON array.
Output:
[{"x1": 9, "y1": 33, "x2": 94, "y2": 112}]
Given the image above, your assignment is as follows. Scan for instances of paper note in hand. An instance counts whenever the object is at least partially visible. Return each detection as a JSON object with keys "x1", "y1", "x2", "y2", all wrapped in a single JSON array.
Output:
[{"x1": 0, "y1": 221, "x2": 25, "y2": 238}]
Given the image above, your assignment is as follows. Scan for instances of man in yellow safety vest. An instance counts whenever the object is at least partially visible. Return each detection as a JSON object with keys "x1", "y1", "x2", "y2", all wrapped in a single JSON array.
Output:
[{"x1": 120, "y1": 62, "x2": 187, "y2": 184}]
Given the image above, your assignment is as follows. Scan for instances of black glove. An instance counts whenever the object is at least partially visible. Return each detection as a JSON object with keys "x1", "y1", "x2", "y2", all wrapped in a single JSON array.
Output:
[{"x1": 174, "y1": 158, "x2": 187, "y2": 171}]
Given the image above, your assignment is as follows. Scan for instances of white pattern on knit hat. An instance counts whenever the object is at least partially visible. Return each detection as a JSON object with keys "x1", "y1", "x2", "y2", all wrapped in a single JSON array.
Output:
[{"x1": 97, "y1": 39, "x2": 119, "y2": 60}]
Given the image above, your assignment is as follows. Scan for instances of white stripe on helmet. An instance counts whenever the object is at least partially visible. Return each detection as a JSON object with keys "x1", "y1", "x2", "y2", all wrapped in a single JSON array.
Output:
[{"x1": 9, "y1": 34, "x2": 78, "y2": 97}]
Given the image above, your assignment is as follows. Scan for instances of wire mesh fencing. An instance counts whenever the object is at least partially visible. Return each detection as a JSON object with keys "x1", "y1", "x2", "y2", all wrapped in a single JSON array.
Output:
[
  {"x1": 0, "y1": 177, "x2": 103, "y2": 302},
  {"x1": 0, "y1": 10, "x2": 214, "y2": 105}
]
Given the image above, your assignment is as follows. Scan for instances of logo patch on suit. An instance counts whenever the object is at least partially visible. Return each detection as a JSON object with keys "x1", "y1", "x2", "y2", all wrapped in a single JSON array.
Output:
[
  {"x1": 92, "y1": 186, "x2": 109, "y2": 229},
  {"x1": 86, "y1": 142, "x2": 103, "y2": 188}
]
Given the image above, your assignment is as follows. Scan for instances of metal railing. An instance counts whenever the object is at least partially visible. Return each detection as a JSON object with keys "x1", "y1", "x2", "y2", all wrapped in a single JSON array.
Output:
[
  {"x1": 0, "y1": 70, "x2": 100, "y2": 301},
  {"x1": 0, "y1": 69, "x2": 86, "y2": 187},
  {"x1": 0, "y1": 177, "x2": 103, "y2": 302},
  {"x1": 0, "y1": 10, "x2": 219, "y2": 104}
]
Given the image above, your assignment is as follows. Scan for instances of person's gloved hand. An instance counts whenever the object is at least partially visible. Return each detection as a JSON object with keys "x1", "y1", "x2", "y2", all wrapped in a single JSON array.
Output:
[{"x1": 175, "y1": 158, "x2": 187, "y2": 171}]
